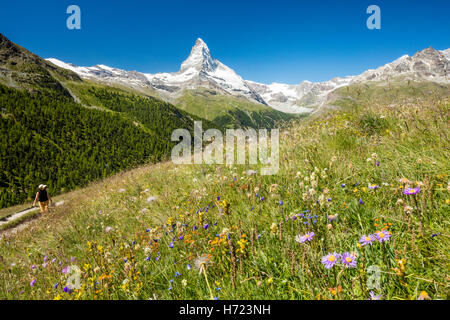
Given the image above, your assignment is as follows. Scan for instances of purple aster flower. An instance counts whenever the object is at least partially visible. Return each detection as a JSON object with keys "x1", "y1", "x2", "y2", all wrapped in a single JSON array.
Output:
[
  {"x1": 369, "y1": 291, "x2": 382, "y2": 300},
  {"x1": 359, "y1": 234, "x2": 375, "y2": 246},
  {"x1": 43, "y1": 256, "x2": 48, "y2": 262},
  {"x1": 30, "y1": 279, "x2": 37, "y2": 287},
  {"x1": 169, "y1": 241, "x2": 174, "y2": 248},
  {"x1": 341, "y1": 252, "x2": 357, "y2": 268},
  {"x1": 403, "y1": 187, "x2": 420, "y2": 195},
  {"x1": 374, "y1": 230, "x2": 391, "y2": 243},
  {"x1": 203, "y1": 224, "x2": 209, "y2": 230},
  {"x1": 62, "y1": 266, "x2": 68, "y2": 274},
  {"x1": 321, "y1": 252, "x2": 340, "y2": 269},
  {"x1": 178, "y1": 235, "x2": 184, "y2": 241},
  {"x1": 341, "y1": 184, "x2": 346, "y2": 188},
  {"x1": 359, "y1": 198, "x2": 364, "y2": 205},
  {"x1": 368, "y1": 184, "x2": 380, "y2": 190},
  {"x1": 295, "y1": 232, "x2": 315, "y2": 244}
]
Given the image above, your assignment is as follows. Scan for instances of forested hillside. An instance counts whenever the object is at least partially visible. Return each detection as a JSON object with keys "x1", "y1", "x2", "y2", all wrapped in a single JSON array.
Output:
[{"x1": 0, "y1": 33, "x2": 226, "y2": 208}]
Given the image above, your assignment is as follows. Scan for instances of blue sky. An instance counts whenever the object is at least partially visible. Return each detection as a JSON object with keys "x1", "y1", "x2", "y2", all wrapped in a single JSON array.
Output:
[{"x1": 1, "y1": 0, "x2": 449, "y2": 84}]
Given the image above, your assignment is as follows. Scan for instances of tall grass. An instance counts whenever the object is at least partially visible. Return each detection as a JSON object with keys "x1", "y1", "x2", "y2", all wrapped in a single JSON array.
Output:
[{"x1": 0, "y1": 98, "x2": 448, "y2": 300}]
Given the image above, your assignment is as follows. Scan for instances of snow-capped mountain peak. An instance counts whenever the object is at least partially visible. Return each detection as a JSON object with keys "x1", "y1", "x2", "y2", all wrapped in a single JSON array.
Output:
[{"x1": 180, "y1": 38, "x2": 217, "y2": 73}]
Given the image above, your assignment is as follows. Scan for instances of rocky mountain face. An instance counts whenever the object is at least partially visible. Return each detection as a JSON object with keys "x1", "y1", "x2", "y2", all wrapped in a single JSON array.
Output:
[
  {"x1": 0, "y1": 33, "x2": 81, "y2": 92},
  {"x1": 47, "y1": 39, "x2": 450, "y2": 114},
  {"x1": 248, "y1": 47, "x2": 450, "y2": 113}
]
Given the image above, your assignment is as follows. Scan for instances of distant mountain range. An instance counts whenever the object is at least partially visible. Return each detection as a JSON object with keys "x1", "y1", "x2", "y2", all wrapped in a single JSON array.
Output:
[{"x1": 47, "y1": 38, "x2": 450, "y2": 114}]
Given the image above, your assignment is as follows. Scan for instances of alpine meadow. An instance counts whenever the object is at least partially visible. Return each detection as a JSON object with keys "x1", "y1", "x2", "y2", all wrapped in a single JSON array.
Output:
[{"x1": 0, "y1": 1, "x2": 449, "y2": 303}]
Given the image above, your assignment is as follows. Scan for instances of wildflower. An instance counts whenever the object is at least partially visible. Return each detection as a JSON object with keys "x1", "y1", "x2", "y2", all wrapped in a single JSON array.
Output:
[
  {"x1": 194, "y1": 254, "x2": 211, "y2": 274},
  {"x1": 368, "y1": 184, "x2": 379, "y2": 190},
  {"x1": 295, "y1": 232, "x2": 315, "y2": 244},
  {"x1": 187, "y1": 264, "x2": 192, "y2": 270},
  {"x1": 329, "y1": 286, "x2": 342, "y2": 296},
  {"x1": 374, "y1": 230, "x2": 391, "y2": 243},
  {"x1": 182, "y1": 279, "x2": 187, "y2": 287},
  {"x1": 169, "y1": 241, "x2": 174, "y2": 248},
  {"x1": 63, "y1": 286, "x2": 73, "y2": 294},
  {"x1": 431, "y1": 233, "x2": 441, "y2": 238},
  {"x1": 359, "y1": 234, "x2": 374, "y2": 246},
  {"x1": 267, "y1": 277, "x2": 273, "y2": 284},
  {"x1": 340, "y1": 252, "x2": 357, "y2": 268},
  {"x1": 62, "y1": 266, "x2": 68, "y2": 274},
  {"x1": 403, "y1": 187, "x2": 420, "y2": 195},
  {"x1": 398, "y1": 178, "x2": 411, "y2": 184},
  {"x1": 270, "y1": 223, "x2": 278, "y2": 234},
  {"x1": 404, "y1": 206, "x2": 414, "y2": 214},
  {"x1": 203, "y1": 223, "x2": 209, "y2": 230},
  {"x1": 30, "y1": 279, "x2": 37, "y2": 287},
  {"x1": 341, "y1": 184, "x2": 346, "y2": 188},
  {"x1": 327, "y1": 214, "x2": 338, "y2": 222},
  {"x1": 369, "y1": 291, "x2": 382, "y2": 300},
  {"x1": 417, "y1": 291, "x2": 431, "y2": 300},
  {"x1": 321, "y1": 252, "x2": 340, "y2": 269},
  {"x1": 146, "y1": 196, "x2": 158, "y2": 203}
]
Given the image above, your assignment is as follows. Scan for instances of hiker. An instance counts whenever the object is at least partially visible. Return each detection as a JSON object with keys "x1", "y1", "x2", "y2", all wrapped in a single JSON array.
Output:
[{"x1": 32, "y1": 184, "x2": 52, "y2": 213}]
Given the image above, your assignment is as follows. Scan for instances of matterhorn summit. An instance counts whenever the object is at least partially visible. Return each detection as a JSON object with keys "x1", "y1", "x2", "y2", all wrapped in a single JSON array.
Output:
[{"x1": 180, "y1": 38, "x2": 217, "y2": 73}]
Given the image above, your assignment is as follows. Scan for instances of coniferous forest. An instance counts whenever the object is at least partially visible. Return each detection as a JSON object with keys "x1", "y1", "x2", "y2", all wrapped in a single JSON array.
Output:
[{"x1": 0, "y1": 83, "x2": 217, "y2": 208}]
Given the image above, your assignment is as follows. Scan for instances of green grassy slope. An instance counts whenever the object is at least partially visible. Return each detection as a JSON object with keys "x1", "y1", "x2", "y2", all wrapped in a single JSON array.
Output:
[
  {"x1": 1, "y1": 90, "x2": 448, "y2": 300},
  {"x1": 175, "y1": 88, "x2": 300, "y2": 129}
]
